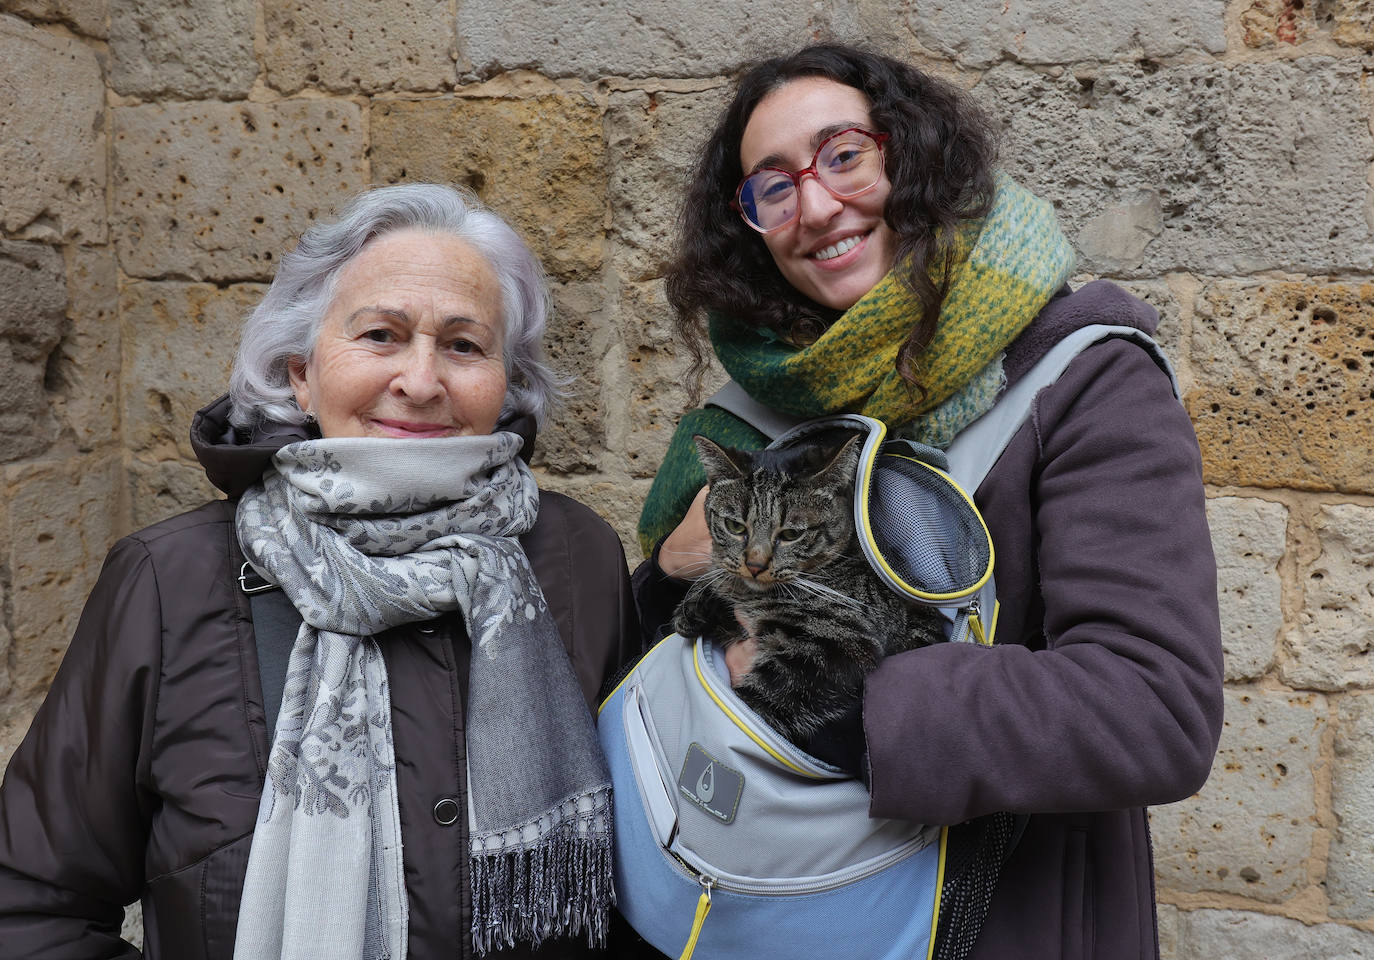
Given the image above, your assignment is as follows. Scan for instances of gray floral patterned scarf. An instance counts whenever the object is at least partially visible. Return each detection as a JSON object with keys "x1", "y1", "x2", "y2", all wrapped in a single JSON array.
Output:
[{"x1": 231, "y1": 433, "x2": 613, "y2": 960}]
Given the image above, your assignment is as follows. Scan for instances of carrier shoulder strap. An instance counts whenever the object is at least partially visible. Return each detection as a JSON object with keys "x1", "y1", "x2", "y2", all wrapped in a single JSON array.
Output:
[
  {"x1": 705, "y1": 324, "x2": 1175, "y2": 495},
  {"x1": 239, "y1": 563, "x2": 301, "y2": 730}
]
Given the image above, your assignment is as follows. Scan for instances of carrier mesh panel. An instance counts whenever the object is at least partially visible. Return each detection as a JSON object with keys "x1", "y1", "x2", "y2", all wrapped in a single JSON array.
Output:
[
  {"x1": 867, "y1": 455, "x2": 991, "y2": 598},
  {"x1": 933, "y1": 811, "x2": 1020, "y2": 960}
]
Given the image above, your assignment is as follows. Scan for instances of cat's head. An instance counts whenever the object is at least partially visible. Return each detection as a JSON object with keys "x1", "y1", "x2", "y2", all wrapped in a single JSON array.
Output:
[{"x1": 693, "y1": 432, "x2": 860, "y2": 589}]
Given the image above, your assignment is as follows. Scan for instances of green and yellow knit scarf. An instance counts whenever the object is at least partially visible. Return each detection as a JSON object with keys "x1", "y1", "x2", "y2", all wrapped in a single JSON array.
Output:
[{"x1": 637, "y1": 173, "x2": 1075, "y2": 555}]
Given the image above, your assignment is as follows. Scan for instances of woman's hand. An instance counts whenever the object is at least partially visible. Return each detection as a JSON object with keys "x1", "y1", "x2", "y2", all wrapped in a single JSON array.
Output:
[
  {"x1": 725, "y1": 635, "x2": 759, "y2": 687},
  {"x1": 657, "y1": 486, "x2": 713, "y2": 580}
]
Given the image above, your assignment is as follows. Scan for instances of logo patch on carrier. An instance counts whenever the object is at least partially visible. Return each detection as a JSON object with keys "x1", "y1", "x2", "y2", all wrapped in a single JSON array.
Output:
[{"x1": 678, "y1": 742, "x2": 744, "y2": 824}]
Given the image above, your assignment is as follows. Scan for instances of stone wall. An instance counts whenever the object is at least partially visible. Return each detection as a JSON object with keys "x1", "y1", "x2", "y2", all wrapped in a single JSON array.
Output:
[{"x1": 1, "y1": 0, "x2": 1371, "y2": 953}]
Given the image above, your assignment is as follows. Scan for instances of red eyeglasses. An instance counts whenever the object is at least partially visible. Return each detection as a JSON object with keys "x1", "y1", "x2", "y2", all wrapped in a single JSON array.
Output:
[{"x1": 733, "y1": 128, "x2": 890, "y2": 234}]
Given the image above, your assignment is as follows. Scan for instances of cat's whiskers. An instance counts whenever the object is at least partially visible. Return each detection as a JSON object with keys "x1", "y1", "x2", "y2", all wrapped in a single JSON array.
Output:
[{"x1": 788, "y1": 576, "x2": 866, "y2": 612}]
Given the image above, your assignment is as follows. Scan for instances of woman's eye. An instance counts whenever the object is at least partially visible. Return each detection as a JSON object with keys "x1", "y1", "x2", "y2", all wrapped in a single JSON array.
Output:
[
  {"x1": 724, "y1": 518, "x2": 747, "y2": 535},
  {"x1": 362, "y1": 328, "x2": 394, "y2": 343},
  {"x1": 448, "y1": 338, "x2": 482, "y2": 356}
]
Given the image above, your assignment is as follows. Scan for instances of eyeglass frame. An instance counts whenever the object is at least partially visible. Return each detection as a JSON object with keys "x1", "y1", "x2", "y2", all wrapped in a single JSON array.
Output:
[{"x1": 731, "y1": 127, "x2": 891, "y2": 235}]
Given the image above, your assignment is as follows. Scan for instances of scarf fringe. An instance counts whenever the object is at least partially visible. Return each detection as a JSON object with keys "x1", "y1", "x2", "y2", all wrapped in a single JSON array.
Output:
[{"x1": 470, "y1": 788, "x2": 615, "y2": 955}]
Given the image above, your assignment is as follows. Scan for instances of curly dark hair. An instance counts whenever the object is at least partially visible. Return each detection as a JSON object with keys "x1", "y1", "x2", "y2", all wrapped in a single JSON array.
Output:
[{"x1": 665, "y1": 44, "x2": 998, "y2": 399}]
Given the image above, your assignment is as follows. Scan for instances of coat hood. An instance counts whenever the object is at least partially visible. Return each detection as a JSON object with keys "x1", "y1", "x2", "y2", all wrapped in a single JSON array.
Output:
[{"x1": 190, "y1": 395, "x2": 541, "y2": 499}]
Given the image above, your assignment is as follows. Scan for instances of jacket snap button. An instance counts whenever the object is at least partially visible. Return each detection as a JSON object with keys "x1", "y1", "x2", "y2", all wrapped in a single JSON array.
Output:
[
  {"x1": 416, "y1": 623, "x2": 438, "y2": 635},
  {"x1": 433, "y1": 798, "x2": 460, "y2": 826}
]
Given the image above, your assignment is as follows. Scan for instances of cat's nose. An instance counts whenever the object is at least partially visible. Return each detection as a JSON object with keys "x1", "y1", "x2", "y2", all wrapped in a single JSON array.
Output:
[{"x1": 745, "y1": 558, "x2": 768, "y2": 577}]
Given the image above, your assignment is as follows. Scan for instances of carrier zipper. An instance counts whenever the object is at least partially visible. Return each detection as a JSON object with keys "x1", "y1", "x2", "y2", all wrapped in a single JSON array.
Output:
[{"x1": 677, "y1": 874, "x2": 714, "y2": 960}]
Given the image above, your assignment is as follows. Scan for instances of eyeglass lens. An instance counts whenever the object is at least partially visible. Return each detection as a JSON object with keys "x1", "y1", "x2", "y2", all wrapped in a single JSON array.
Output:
[{"x1": 737, "y1": 130, "x2": 884, "y2": 232}]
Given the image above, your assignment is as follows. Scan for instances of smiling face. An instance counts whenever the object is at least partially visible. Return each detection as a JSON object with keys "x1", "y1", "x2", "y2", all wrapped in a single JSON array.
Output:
[
  {"x1": 739, "y1": 77, "x2": 897, "y2": 312},
  {"x1": 288, "y1": 229, "x2": 508, "y2": 440}
]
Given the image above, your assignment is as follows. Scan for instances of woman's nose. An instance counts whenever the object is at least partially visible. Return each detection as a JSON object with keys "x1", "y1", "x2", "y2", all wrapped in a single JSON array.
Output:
[
  {"x1": 390, "y1": 348, "x2": 444, "y2": 404},
  {"x1": 796, "y1": 174, "x2": 843, "y2": 228}
]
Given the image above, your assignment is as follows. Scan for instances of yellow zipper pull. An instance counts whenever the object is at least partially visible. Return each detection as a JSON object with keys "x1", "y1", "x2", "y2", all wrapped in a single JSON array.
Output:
[{"x1": 678, "y1": 874, "x2": 714, "y2": 960}]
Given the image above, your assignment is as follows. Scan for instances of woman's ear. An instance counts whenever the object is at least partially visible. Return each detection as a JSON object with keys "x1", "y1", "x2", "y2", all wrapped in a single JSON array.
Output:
[{"x1": 286, "y1": 357, "x2": 312, "y2": 416}]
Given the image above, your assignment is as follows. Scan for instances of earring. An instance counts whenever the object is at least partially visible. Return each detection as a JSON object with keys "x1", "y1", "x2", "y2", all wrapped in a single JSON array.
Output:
[{"x1": 302, "y1": 409, "x2": 317, "y2": 425}]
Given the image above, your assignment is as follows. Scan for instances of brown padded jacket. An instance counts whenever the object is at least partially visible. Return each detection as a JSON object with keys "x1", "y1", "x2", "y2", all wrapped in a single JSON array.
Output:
[{"x1": 0, "y1": 397, "x2": 641, "y2": 960}]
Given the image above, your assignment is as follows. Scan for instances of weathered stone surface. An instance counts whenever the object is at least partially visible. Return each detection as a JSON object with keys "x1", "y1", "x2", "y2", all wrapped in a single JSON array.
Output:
[
  {"x1": 977, "y1": 59, "x2": 1374, "y2": 276},
  {"x1": 1170, "y1": 908, "x2": 1374, "y2": 958},
  {"x1": 0, "y1": 239, "x2": 66, "y2": 463},
  {"x1": 1151, "y1": 688, "x2": 1325, "y2": 902},
  {"x1": 905, "y1": 0, "x2": 1224, "y2": 67},
  {"x1": 0, "y1": 15, "x2": 105, "y2": 243},
  {"x1": 49, "y1": 246, "x2": 120, "y2": 452},
  {"x1": 1330, "y1": 694, "x2": 1374, "y2": 919},
  {"x1": 120, "y1": 281, "x2": 266, "y2": 461},
  {"x1": 0, "y1": 578, "x2": 11, "y2": 701},
  {"x1": 112, "y1": 100, "x2": 367, "y2": 281},
  {"x1": 529, "y1": 281, "x2": 608, "y2": 475},
  {"x1": 127, "y1": 457, "x2": 218, "y2": 530},
  {"x1": 371, "y1": 94, "x2": 604, "y2": 280},
  {"x1": 1108, "y1": 278, "x2": 1182, "y2": 359},
  {"x1": 1242, "y1": 0, "x2": 1374, "y2": 50},
  {"x1": 262, "y1": 0, "x2": 455, "y2": 94},
  {"x1": 121, "y1": 902, "x2": 143, "y2": 950},
  {"x1": 2, "y1": 455, "x2": 122, "y2": 700},
  {"x1": 108, "y1": 0, "x2": 256, "y2": 99},
  {"x1": 1284, "y1": 504, "x2": 1374, "y2": 691},
  {"x1": 606, "y1": 89, "x2": 724, "y2": 283},
  {"x1": 1205, "y1": 497, "x2": 1287, "y2": 681},
  {"x1": 1157, "y1": 904, "x2": 1180, "y2": 960},
  {"x1": 1186, "y1": 281, "x2": 1374, "y2": 496},
  {"x1": 458, "y1": 0, "x2": 860, "y2": 79},
  {"x1": 0, "y1": 0, "x2": 106, "y2": 37}
]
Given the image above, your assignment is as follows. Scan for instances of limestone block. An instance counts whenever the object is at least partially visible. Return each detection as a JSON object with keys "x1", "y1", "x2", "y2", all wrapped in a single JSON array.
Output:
[
  {"x1": 112, "y1": 100, "x2": 366, "y2": 282},
  {"x1": 905, "y1": 0, "x2": 1225, "y2": 68},
  {"x1": 457, "y1": 0, "x2": 861, "y2": 79},
  {"x1": 1171, "y1": 909, "x2": 1374, "y2": 959},
  {"x1": 1205, "y1": 497, "x2": 1286, "y2": 681},
  {"x1": 1157, "y1": 904, "x2": 1180, "y2": 960},
  {"x1": 1108, "y1": 278, "x2": 1181, "y2": 360},
  {"x1": 1151, "y1": 687, "x2": 1325, "y2": 902},
  {"x1": 371, "y1": 95, "x2": 604, "y2": 280},
  {"x1": 0, "y1": 15, "x2": 105, "y2": 243},
  {"x1": 262, "y1": 0, "x2": 455, "y2": 94},
  {"x1": 0, "y1": 578, "x2": 11, "y2": 700},
  {"x1": 1186, "y1": 281, "x2": 1374, "y2": 496},
  {"x1": 2, "y1": 455, "x2": 122, "y2": 700},
  {"x1": 119, "y1": 281, "x2": 267, "y2": 462},
  {"x1": 0, "y1": 239, "x2": 66, "y2": 463},
  {"x1": 107, "y1": 0, "x2": 255, "y2": 99},
  {"x1": 1284, "y1": 504, "x2": 1374, "y2": 691},
  {"x1": 606, "y1": 89, "x2": 724, "y2": 282},
  {"x1": 127, "y1": 456, "x2": 218, "y2": 530},
  {"x1": 1330, "y1": 694, "x2": 1374, "y2": 920},
  {"x1": 0, "y1": 0, "x2": 106, "y2": 37},
  {"x1": 1242, "y1": 0, "x2": 1374, "y2": 50},
  {"x1": 50, "y1": 246, "x2": 120, "y2": 452},
  {"x1": 976, "y1": 59, "x2": 1374, "y2": 277},
  {"x1": 527, "y1": 281, "x2": 608, "y2": 475}
]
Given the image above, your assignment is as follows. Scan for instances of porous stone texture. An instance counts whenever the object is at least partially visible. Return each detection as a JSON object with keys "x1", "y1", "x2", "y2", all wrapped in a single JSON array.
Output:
[
  {"x1": 262, "y1": 0, "x2": 456, "y2": 94},
  {"x1": 120, "y1": 902, "x2": 143, "y2": 950},
  {"x1": 606, "y1": 89, "x2": 726, "y2": 282},
  {"x1": 0, "y1": 15, "x2": 106, "y2": 243},
  {"x1": 1110, "y1": 278, "x2": 1182, "y2": 359},
  {"x1": 0, "y1": 239, "x2": 67, "y2": 463},
  {"x1": 1205, "y1": 497, "x2": 1287, "y2": 681},
  {"x1": 119, "y1": 281, "x2": 266, "y2": 463},
  {"x1": 1186, "y1": 281, "x2": 1374, "y2": 496},
  {"x1": 1169, "y1": 909, "x2": 1374, "y2": 958},
  {"x1": 2, "y1": 455, "x2": 122, "y2": 700},
  {"x1": 112, "y1": 100, "x2": 367, "y2": 282},
  {"x1": 1242, "y1": 0, "x2": 1374, "y2": 50},
  {"x1": 530, "y1": 280, "x2": 609, "y2": 475},
  {"x1": 1284, "y1": 504, "x2": 1374, "y2": 691},
  {"x1": 457, "y1": 0, "x2": 862, "y2": 79},
  {"x1": 0, "y1": 0, "x2": 105, "y2": 36},
  {"x1": 370, "y1": 94, "x2": 605, "y2": 280},
  {"x1": 1151, "y1": 687, "x2": 1326, "y2": 903},
  {"x1": 977, "y1": 59, "x2": 1374, "y2": 277},
  {"x1": 108, "y1": 0, "x2": 255, "y2": 99},
  {"x1": 1330, "y1": 694, "x2": 1374, "y2": 920},
  {"x1": 127, "y1": 457, "x2": 218, "y2": 530},
  {"x1": 0, "y1": 578, "x2": 11, "y2": 700},
  {"x1": 49, "y1": 246, "x2": 121, "y2": 452},
  {"x1": 905, "y1": 0, "x2": 1225, "y2": 67}
]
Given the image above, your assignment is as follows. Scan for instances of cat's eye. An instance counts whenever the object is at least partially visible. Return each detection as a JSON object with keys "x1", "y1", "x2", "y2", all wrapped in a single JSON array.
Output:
[
  {"x1": 777, "y1": 528, "x2": 804, "y2": 542},
  {"x1": 724, "y1": 518, "x2": 747, "y2": 536}
]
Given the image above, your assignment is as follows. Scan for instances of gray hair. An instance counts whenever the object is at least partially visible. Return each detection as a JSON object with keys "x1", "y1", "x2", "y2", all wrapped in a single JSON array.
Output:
[{"x1": 228, "y1": 183, "x2": 560, "y2": 430}]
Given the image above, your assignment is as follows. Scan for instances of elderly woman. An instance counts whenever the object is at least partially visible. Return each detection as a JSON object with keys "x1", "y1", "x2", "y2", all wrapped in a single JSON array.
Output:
[{"x1": 0, "y1": 184, "x2": 638, "y2": 959}]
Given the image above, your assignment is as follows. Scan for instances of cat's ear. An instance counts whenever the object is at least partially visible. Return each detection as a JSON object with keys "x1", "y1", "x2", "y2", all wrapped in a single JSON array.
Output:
[
  {"x1": 694, "y1": 435, "x2": 747, "y2": 481},
  {"x1": 814, "y1": 433, "x2": 862, "y2": 488}
]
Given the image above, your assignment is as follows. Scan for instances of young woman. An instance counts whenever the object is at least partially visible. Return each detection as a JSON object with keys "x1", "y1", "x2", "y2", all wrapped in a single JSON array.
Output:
[{"x1": 634, "y1": 44, "x2": 1223, "y2": 960}]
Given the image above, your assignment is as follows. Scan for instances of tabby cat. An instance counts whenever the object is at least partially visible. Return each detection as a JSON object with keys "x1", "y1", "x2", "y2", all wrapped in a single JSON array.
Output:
[{"x1": 672, "y1": 431, "x2": 944, "y2": 747}]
